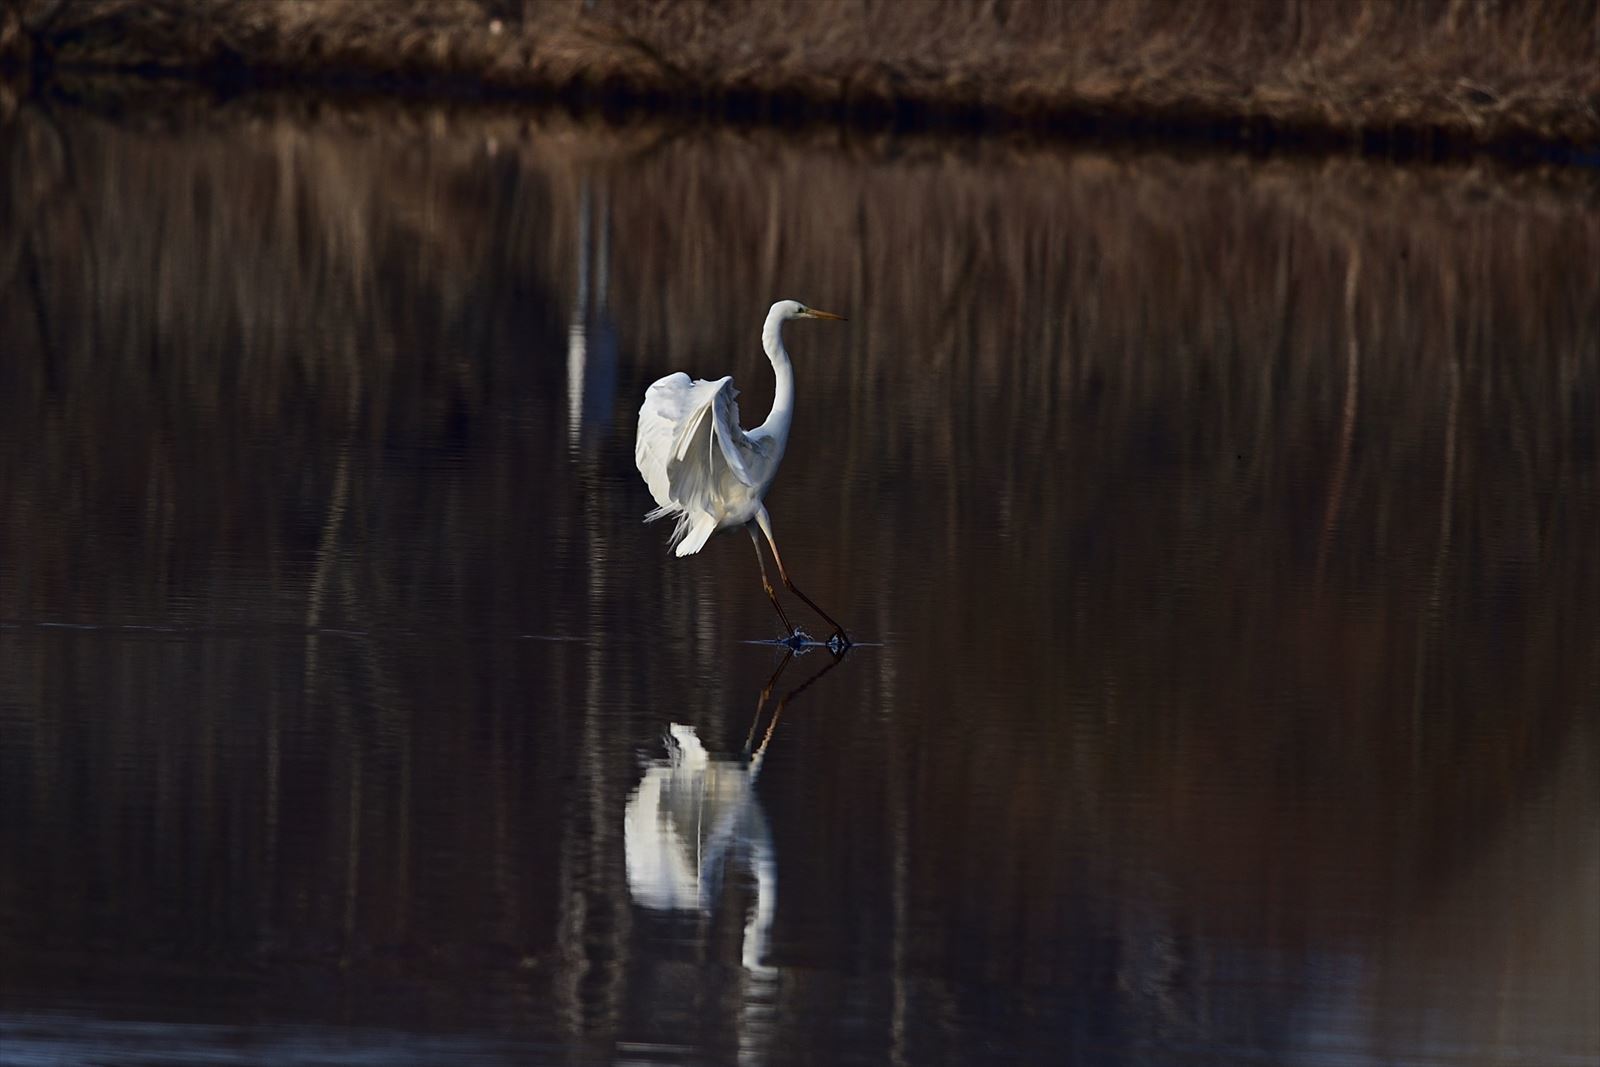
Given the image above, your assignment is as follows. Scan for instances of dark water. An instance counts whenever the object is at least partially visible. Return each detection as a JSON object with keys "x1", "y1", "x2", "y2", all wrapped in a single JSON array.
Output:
[{"x1": 2, "y1": 99, "x2": 1597, "y2": 1065}]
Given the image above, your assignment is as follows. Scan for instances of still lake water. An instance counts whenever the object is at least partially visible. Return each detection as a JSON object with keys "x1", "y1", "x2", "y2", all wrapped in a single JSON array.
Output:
[{"x1": 1, "y1": 100, "x2": 1597, "y2": 1065}]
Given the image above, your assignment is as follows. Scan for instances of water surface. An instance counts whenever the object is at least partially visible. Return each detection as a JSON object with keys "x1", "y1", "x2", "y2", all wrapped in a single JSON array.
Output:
[{"x1": 1, "y1": 100, "x2": 1596, "y2": 1065}]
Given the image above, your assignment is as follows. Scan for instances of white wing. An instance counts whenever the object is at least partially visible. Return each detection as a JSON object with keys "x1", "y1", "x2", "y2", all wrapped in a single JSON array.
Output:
[{"x1": 635, "y1": 374, "x2": 760, "y2": 556}]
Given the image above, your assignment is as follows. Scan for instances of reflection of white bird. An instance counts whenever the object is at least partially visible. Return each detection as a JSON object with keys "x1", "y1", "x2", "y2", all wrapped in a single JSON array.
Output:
[
  {"x1": 623, "y1": 650, "x2": 842, "y2": 977},
  {"x1": 623, "y1": 723, "x2": 776, "y2": 972},
  {"x1": 635, "y1": 299, "x2": 849, "y2": 646}
]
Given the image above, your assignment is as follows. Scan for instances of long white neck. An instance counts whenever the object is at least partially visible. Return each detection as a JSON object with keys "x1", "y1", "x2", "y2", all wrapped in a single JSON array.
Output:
[{"x1": 756, "y1": 305, "x2": 795, "y2": 449}]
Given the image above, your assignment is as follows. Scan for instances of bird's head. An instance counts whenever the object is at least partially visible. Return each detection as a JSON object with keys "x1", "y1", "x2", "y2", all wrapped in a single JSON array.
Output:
[{"x1": 772, "y1": 299, "x2": 846, "y2": 322}]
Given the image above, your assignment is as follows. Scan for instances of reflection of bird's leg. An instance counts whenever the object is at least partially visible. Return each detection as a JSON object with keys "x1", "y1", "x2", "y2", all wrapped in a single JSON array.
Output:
[
  {"x1": 754, "y1": 507, "x2": 849, "y2": 649},
  {"x1": 755, "y1": 646, "x2": 847, "y2": 761},
  {"x1": 748, "y1": 523, "x2": 797, "y2": 635},
  {"x1": 744, "y1": 650, "x2": 795, "y2": 755}
]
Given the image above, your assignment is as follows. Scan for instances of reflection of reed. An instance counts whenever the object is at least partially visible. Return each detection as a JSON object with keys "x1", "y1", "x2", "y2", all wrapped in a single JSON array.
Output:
[
  {"x1": 0, "y1": 103, "x2": 1595, "y2": 1060},
  {"x1": 0, "y1": 108, "x2": 1592, "y2": 721},
  {"x1": 1314, "y1": 240, "x2": 1360, "y2": 588}
]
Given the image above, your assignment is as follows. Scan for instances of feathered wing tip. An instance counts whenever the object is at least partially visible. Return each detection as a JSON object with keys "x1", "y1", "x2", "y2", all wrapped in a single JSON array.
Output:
[
  {"x1": 644, "y1": 504, "x2": 715, "y2": 557},
  {"x1": 640, "y1": 508, "x2": 716, "y2": 559},
  {"x1": 674, "y1": 516, "x2": 716, "y2": 557},
  {"x1": 644, "y1": 503, "x2": 687, "y2": 541}
]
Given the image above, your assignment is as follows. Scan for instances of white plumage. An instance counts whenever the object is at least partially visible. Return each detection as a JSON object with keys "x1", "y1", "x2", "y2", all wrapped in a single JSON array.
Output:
[
  {"x1": 636, "y1": 374, "x2": 765, "y2": 556},
  {"x1": 634, "y1": 299, "x2": 851, "y2": 646}
]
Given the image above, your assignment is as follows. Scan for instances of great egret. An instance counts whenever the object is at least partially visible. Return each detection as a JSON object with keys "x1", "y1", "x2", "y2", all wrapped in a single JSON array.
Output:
[{"x1": 635, "y1": 299, "x2": 849, "y2": 647}]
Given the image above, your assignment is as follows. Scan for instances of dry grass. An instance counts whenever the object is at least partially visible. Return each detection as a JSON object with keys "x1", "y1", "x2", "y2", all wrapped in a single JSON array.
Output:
[{"x1": 5, "y1": 0, "x2": 1599, "y2": 153}]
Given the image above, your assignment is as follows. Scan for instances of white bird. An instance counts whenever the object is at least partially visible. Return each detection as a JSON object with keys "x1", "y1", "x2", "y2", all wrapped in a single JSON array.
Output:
[{"x1": 635, "y1": 299, "x2": 849, "y2": 646}]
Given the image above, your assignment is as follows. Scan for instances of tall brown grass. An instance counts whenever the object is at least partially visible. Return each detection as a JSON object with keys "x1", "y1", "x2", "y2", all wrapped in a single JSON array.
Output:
[{"x1": 6, "y1": 0, "x2": 1599, "y2": 153}]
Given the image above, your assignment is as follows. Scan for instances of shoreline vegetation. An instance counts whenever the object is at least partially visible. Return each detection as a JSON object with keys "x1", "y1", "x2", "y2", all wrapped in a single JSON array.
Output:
[{"x1": 3, "y1": 0, "x2": 1598, "y2": 162}]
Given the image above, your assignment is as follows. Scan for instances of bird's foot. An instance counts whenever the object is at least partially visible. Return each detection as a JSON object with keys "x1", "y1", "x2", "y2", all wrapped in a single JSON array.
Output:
[
  {"x1": 779, "y1": 628, "x2": 813, "y2": 652},
  {"x1": 826, "y1": 629, "x2": 851, "y2": 656}
]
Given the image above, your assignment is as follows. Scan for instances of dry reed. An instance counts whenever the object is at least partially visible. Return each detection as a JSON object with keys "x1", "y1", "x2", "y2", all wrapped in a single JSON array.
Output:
[{"x1": 4, "y1": 0, "x2": 1599, "y2": 154}]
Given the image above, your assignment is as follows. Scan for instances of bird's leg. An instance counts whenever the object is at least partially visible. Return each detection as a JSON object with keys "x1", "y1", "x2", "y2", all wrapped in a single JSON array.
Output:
[
  {"x1": 780, "y1": 570, "x2": 850, "y2": 650},
  {"x1": 749, "y1": 523, "x2": 797, "y2": 637},
  {"x1": 754, "y1": 508, "x2": 850, "y2": 650}
]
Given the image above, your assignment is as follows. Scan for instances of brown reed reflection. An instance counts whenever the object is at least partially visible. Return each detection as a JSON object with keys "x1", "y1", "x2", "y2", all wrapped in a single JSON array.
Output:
[{"x1": 0, "y1": 99, "x2": 1595, "y2": 1062}]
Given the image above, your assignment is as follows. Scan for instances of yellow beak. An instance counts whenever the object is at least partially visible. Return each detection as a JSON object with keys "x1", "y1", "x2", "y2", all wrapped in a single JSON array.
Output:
[{"x1": 805, "y1": 307, "x2": 846, "y2": 321}]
